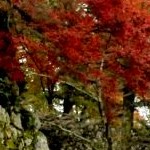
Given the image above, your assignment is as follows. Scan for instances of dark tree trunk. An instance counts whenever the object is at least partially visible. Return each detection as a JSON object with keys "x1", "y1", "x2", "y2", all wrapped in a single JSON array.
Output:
[{"x1": 122, "y1": 88, "x2": 135, "y2": 150}]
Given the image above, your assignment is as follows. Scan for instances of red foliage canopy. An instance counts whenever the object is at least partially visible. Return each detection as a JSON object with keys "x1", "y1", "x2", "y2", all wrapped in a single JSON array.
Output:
[
  {"x1": 0, "y1": 31, "x2": 24, "y2": 81},
  {"x1": 84, "y1": 0, "x2": 150, "y2": 94},
  {"x1": 1, "y1": 0, "x2": 150, "y2": 121}
]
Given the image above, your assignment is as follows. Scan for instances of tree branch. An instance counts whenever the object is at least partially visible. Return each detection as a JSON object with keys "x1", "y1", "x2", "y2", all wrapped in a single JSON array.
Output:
[{"x1": 41, "y1": 121, "x2": 99, "y2": 150}]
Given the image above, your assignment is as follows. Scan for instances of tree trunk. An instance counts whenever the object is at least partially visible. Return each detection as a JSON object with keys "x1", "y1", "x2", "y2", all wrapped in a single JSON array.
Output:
[
  {"x1": 122, "y1": 88, "x2": 135, "y2": 150},
  {"x1": 107, "y1": 88, "x2": 134, "y2": 150}
]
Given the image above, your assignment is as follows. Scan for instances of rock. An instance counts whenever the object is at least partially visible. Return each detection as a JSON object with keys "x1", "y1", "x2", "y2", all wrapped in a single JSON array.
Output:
[
  {"x1": 23, "y1": 131, "x2": 34, "y2": 146},
  {"x1": 31, "y1": 114, "x2": 41, "y2": 131},
  {"x1": 0, "y1": 105, "x2": 10, "y2": 126},
  {"x1": 0, "y1": 104, "x2": 50, "y2": 150},
  {"x1": 34, "y1": 132, "x2": 49, "y2": 150},
  {"x1": 10, "y1": 112, "x2": 23, "y2": 130},
  {"x1": 0, "y1": 106, "x2": 10, "y2": 145}
]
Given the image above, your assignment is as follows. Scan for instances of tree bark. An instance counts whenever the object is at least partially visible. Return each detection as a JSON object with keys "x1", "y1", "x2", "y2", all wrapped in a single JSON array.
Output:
[{"x1": 122, "y1": 88, "x2": 135, "y2": 150}]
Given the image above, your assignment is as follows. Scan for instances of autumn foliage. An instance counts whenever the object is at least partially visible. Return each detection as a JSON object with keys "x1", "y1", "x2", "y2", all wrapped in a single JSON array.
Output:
[
  {"x1": 1, "y1": 0, "x2": 150, "y2": 122},
  {"x1": 0, "y1": 31, "x2": 24, "y2": 81}
]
